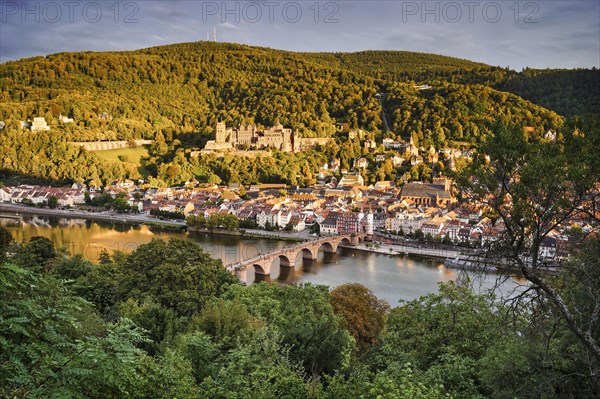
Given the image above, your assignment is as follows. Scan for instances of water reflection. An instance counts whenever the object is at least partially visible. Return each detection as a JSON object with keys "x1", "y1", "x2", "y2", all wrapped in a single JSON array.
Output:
[{"x1": 1, "y1": 212, "x2": 524, "y2": 304}]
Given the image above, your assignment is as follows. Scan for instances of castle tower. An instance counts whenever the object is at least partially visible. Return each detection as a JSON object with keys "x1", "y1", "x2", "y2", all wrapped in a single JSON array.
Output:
[
  {"x1": 282, "y1": 129, "x2": 292, "y2": 152},
  {"x1": 215, "y1": 121, "x2": 227, "y2": 143},
  {"x1": 292, "y1": 131, "x2": 299, "y2": 153}
]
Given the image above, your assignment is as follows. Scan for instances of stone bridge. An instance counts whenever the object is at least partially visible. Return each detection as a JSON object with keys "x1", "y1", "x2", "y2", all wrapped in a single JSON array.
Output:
[{"x1": 226, "y1": 234, "x2": 366, "y2": 278}]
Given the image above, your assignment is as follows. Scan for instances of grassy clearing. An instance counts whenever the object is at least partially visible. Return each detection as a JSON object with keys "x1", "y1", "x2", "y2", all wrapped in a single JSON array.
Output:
[
  {"x1": 92, "y1": 146, "x2": 150, "y2": 176},
  {"x1": 93, "y1": 146, "x2": 149, "y2": 164}
]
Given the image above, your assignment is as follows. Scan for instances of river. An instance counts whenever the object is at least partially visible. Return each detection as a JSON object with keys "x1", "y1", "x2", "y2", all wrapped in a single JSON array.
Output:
[{"x1": 1, "y1": 213, "x2": 522, "y2": 305}]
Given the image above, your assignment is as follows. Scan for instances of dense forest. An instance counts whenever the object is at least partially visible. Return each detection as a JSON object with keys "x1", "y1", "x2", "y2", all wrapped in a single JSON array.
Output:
[
  {"x1": 308, "y1": 50, "x2": 599, "y2": 117},
  {"x1": 0, "y1": 41, "x2": 596, "y2": 186},
  {"x1": 0, "y1": 130, "x2": 140, "y2": 185},
  {"x1": 1, "y1": 230, "x2": 599, "y2": 398},
  {"x1": 383, "y1": 81, "x2": 561, "y2": 144}
]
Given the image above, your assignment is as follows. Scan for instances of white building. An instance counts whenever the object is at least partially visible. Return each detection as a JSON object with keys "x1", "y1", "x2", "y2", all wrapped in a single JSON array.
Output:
[
  {"x1": 337, "y1": 172, "x2": 364, "y2": 187},
  {"x1": 366, "y1": 210, "x2": 374, "y2": 235},
  {"x1": 385, "y1": 210, "x2": 430, "y2": 233},
  {"x1": 319, "y1": 213, "x2": 339, "y2": 235},
  {"x1": 277, "y1": 210, "x2": 291, "y2": 228},
  {"x1": 539, "y1": 236, "x2": 557, "y2": 260},
  {"x1": 392, "y1": 155, "x2": 404, "y2": 167},
  {"x1": 256, "y1": 208, "x2": 277, "y2": 228},
  {"x1": 356, "y1": 158, "x2": 369, "y2": 169},
  {"x1": 0, "y1": 187, "x2": 12, "y2": 202},
  {"x1": 421, "y1": 218, "x2": 445, "y2": 237},
  {"x1": 31, "y1": 117, "x2": 50, "y2": 131},
  {"x1": 59, "y1": 114, "x2": 74, "y2": 123}
]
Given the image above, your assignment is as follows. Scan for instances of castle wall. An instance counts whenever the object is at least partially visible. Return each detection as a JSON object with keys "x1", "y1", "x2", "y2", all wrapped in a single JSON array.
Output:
[
  {"x1": 70, "y1": 140, "x2": 153, "y2": 151},
  {"x1": 209, "y1": 122, "x2": 330, "y2": 153}
]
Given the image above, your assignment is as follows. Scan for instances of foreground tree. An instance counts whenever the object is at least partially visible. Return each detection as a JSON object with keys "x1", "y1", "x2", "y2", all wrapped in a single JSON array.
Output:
[
  {"x1": 0, "y1": 226, "x2": 12, "y2": 261},
  {"x1": 120, "y1": 239, "x2": 237, "y2": 317},
  {"x1": 225, "y1": 283, "x2": 354, "y2": 378},
  {"x1": 455, "y1": 120, "x2": 600, "y2": 362},
  {"x1": 371, "y1": 282, "x2": 502, "y2": 398},
  {"x1": 329, "y1": 283, "x2": 390, "y2": 354},
  {"x1": 0, "y1": 263, "x2": 149, "y2": 398}
]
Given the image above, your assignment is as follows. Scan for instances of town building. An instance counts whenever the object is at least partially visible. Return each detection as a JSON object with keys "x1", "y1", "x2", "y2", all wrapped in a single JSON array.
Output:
[
  {"x1": 356, "y1": 158, "x2": 369, "y2": 169},
  {"x1": 320, "y1": 212, "x2": 339, "y2": 235},
  {"x1": 385, "y1": 208, "x2": 429, "y2": 233},
  {"x1": 348, "y1": 129, "x2": 364, "y2": 140},
  {"x1": 337, "y1": 172, "x2": 364, "y2": 187},
  {"x1": 335, "y1": 210, "x2": 373, "y2": 235},
  {"x1": 399, "y1": 177, "x2": 456, "y2": 208}
]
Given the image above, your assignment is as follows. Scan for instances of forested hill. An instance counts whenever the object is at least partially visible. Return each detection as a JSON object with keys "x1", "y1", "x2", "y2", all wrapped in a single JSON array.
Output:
[
  {"x1": 494, "y1": 68, "x2": 600, "y2": 117},
  {"x1": 311, "y1": 50, "x2": 599, "y2": 117},
  {"x1": 0, "y1": 41, "x2": 568, "y2": 140},
  {"x1": 302, "y1": 50, "x2": 490, "y2": 80},
  {"x1": 0, "y1": 41, "x2": 592, "y2": 184}
]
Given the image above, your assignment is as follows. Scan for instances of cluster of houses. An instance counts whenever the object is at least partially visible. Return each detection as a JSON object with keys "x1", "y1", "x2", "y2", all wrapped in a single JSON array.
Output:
[
  {"x1": 3, "y1": 172, "x2": 592, "y2": 261},
  {"x1": 343, "y1": 134, "x2": 476, "y2": 174},
  {"x1": 1, "y1": 185, "x2": 85, "y2": 207}
]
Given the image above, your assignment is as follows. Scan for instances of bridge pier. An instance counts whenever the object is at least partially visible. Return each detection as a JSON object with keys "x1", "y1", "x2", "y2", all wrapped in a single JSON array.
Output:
[{"x1": 235, "y1": 267, "x2": 247, "y2": 283}]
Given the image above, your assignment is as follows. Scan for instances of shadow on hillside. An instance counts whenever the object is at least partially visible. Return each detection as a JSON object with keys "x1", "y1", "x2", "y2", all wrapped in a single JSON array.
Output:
[{"x1": 0, "y1": 168, "x2": 70, "y2": 186}]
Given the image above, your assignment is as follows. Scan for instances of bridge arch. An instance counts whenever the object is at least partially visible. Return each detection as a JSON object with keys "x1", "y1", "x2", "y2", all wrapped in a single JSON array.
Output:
[
  {"x1": 301, "y1": 247, "x2": 317, "y2": 260},
  {"x1": 319, "y1": 241, "x2": 337, "y2": 253},
  {"x1": 278, "y1": 254, "x2": 294, "y2": 267},
  {"x1": 251, "y1": 263, "x2": 268, "y2": 275},
  {"x1": 340, "y1": 237, "x2": 352, "y2": 247}
]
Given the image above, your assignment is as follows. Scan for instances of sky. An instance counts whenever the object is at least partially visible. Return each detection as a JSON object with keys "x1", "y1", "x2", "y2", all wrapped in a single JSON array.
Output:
[{"x1": 1, "y1": 0, "x2": 599, "y2": 69}]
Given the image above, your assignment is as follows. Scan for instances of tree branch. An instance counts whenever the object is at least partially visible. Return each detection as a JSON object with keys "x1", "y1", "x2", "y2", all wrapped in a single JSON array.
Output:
[{"x1": 522, "y1": 267, "x2": 600, "y2": 362}]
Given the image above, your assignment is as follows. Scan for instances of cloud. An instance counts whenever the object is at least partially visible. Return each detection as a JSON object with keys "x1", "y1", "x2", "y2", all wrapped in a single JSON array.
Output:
[
  {"x1": 217, "y1": 22, "x2": 241, "y2": 31},
  {"x1": 0, "y1": 0, "x2": 597, "y2": 69}
]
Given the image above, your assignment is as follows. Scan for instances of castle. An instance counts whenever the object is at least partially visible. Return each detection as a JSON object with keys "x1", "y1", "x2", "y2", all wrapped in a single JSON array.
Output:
[{"x1": 204, "y1": 122, "x2": 330, "y2": 153}]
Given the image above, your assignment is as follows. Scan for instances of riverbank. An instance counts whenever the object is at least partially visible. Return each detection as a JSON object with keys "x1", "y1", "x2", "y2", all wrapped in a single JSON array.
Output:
[
  {"x1": 0, "y1": 203, "x2": 185, "y2": 229},
  {"x1": 0, "y1": 203, "x2": 306, "y2": 242},
  {"x1": 1, "y1": 203, "x2": 487, "y2": 264}
]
